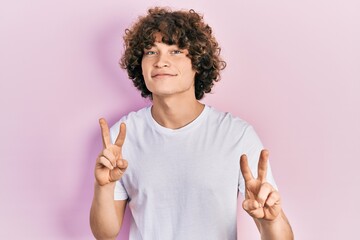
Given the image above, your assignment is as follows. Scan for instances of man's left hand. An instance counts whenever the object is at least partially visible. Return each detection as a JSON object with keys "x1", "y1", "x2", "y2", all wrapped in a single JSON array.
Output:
[{"x1": 240, "y1": 149, "x2": 282, "y2": 221}]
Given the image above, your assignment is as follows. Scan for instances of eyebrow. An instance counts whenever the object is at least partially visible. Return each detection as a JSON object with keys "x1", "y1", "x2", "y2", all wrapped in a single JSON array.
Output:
[{"x1": 145, "y1": 44, "x2": 182, "y2": 49}]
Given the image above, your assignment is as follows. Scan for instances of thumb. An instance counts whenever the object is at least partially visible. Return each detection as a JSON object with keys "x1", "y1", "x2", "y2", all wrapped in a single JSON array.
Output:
[
  {"x1": 109, "y1": 159, "x2": 128, "y2": 182},
  {"x1": 243, "y1": 199, "x2": 265, "y2": 219},
  {"x1": 242, "y1": 199, "x2": 261, "y2": 212},
  {"x1": 116, "y1": 159, "x2": 128, "y2": 171}
]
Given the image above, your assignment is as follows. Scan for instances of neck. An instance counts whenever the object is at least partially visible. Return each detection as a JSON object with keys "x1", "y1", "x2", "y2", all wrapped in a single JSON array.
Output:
[{"x1": 151, "y1": 94, "x2": 204, "y2": 129}]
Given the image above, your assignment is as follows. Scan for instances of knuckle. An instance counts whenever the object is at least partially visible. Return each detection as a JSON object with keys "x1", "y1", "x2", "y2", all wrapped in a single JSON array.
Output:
[
  {"x1": 257, "y1": 195, "x2": 266, "y2": 202},
  {"x1": 99, "y1": 156, "x2": 107, "y2": 164},
  {"x1": 103, "y1": 148, "x2": 111, "y2": 155},
  {"x1": 242, "y1": 201, "x2": 249, "y2": 211},
  {"x1": 262, "y1": 182, "x2": 272, "y2": 190},
  {"x1": 271, "y1": 191, "x2": 281, "y2": 200}
]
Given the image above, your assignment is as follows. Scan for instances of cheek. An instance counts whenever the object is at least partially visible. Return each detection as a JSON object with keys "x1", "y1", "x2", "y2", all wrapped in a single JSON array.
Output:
[
  {"x1": 184, "y1": 67, "x2": 196, "y2": 80},
  {"x1": 141, "y1": 62, "x2": 145, "y2": 75},
  {"x1": 141, "y1": 59, "x2": 151, "y2": 75},
  {"x1": 179, "y1": 60, "x2": 194, "y2": 74},
  {"x1": 143, "y1": 80, "x2": 153, "y2": 93}
]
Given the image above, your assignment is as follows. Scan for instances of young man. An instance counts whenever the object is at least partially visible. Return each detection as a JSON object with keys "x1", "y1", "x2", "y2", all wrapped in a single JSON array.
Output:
[{"x1": 90, "y1": 7, "x2": 294, "y2": 240}]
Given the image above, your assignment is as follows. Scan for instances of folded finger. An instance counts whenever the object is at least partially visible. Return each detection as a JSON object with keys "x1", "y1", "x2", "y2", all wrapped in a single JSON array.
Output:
[
  {"x1": 109, "y1": 167, "x2": 124, "y2": 182},
  {"x1": 243, "y1": 200, "x2": 265, "y2": 219},
  {"x1": 102, "y1": 149, "x2": 116, "y2": 167},
  {"x1": 116, "y1": 159, "x2": 128, "y2": 171},
  {"x1": 248, "y1": 208, "x2": 265, "y2": 219},
  {"x1": 242, "y1": 199, "x2": 260, "y2": 212},
  {"x1": 257, "y1": 182, "x2": 274, "y2": 207},
  {"x1": 109, "y1": 160, "x2": 128, "y2": 181},
  {"x1": 265, "y1": 190, "x2": 281, "y2": 207},
  {"x1": 99, "y1": 156, "x2": 113, "y2": 170}
]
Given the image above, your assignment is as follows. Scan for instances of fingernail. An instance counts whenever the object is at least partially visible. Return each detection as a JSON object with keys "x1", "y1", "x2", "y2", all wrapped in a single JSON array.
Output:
[{"x1": 243, "y1": 202, "x2": 249, "y2": 210}]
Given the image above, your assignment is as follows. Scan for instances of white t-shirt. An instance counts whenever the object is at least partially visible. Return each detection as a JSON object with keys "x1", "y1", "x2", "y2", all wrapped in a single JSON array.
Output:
[{"x1": 110, "y1": 105, "x2": 277, "y2": 240}]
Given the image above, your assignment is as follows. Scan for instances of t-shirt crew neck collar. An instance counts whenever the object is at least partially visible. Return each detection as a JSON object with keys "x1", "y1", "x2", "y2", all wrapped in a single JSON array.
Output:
[{"x1": 146, "y1": 105, "x2": 210, "y2": 134}]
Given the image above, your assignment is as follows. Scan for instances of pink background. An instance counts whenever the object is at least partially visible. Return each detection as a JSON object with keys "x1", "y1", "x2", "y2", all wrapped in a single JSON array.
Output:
[{"x1": 1, "y1": 0, "x2": 359, "y2": 239}]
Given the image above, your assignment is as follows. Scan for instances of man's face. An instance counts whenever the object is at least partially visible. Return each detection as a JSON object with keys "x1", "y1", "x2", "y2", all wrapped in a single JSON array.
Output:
[{"x1": 141, "y1": 34, "x2": 196, "y2": 99}]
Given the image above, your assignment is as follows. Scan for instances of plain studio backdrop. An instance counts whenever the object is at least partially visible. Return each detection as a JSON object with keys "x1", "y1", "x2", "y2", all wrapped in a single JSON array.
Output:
[{"x1": 1, "y1": 0, "x2": 359, "y2": 239}]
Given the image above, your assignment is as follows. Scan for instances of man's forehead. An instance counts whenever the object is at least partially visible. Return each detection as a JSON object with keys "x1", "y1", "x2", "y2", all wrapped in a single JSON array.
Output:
[
  {"x1": 148, "y1": 32, "x2": 189, "y2": 51},
  {"x1": 153, "y1": 32, "x2": 163, "y2": 43}
]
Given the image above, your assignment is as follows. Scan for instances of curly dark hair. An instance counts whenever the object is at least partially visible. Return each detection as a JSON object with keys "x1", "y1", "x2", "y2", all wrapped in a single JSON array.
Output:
[{"x1": 119, "y1": 7, "x2": 226, "y2": 100}]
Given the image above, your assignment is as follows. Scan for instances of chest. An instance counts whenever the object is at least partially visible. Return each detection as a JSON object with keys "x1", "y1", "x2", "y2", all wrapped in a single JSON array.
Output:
[{"x1": 122, "y1": 132, "x2": 241, "y2": 201}]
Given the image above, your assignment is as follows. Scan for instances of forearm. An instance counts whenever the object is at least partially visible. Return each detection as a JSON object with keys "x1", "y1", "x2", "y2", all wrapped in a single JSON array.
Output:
[
  {"x1": 90, "y1": 182, "x2": 121, "y2": 240},
  {"x1": 255, "y1": 210, "x2": 294, "y2": 240}
]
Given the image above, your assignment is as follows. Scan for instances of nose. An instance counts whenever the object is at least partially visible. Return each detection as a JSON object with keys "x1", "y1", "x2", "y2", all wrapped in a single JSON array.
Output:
[{"x1": 154, "y1": 53, "x2": 170, "y2": 68}]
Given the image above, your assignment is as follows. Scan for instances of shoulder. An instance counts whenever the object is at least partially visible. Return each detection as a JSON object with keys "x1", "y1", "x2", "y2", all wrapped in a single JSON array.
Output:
[
  {"x1": 109, "y1": 106, "x2": 150, "y2": 142},
  {"x1": 204, "y1": 105, "x2": 262, "y2": 149},
  {"x1": 205, "y1": 105, "x2": 263, "y2": 144},
  {"x1": 206, "y1": 105, "x2": 251, "y2": 133}
]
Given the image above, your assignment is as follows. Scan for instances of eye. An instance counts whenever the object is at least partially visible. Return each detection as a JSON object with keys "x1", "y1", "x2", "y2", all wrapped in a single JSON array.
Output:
[
  {"x1": 144, "y1": 50, "x2": 157, "y2": 56},
  {"x1": 171, "y1": 50, "x2": 183, "y2": 54}
]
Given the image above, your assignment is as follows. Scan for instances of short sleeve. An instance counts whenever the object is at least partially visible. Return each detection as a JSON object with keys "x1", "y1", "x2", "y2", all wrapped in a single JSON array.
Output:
[
  {"x1": 238, "y1": 126, "x2": 278, "y2": 196},
  {"x1": 114, "y1": 179, "x2": 129, "y2": 200}
]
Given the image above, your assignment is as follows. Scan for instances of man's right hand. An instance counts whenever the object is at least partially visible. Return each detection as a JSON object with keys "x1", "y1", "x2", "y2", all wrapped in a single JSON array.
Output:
[{"x1": 95, "y1": 118, "x2": 128, "y2": 186}]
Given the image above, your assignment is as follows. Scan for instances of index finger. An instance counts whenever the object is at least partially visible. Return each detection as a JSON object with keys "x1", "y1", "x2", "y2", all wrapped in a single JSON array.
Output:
[
  {"x1": 99, "y1": 118, "x2": 111, "y2": 149},
  {"x1": 240, "y1": 154, "x2": 254, "y2": 182},
  {"x1": 257, "y1": 149, "x2": 269, "y2": 182},
  {"x1": 114, "y1": 122, "x2": 126, "y2": 147}
]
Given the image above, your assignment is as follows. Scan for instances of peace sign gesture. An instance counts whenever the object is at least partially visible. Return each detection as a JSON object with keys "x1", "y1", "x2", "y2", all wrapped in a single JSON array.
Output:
[
  {"x1": 240, "y1": 150, "x2": 282, "y2": 221},
  {"x1": 95, "y1": 118, "x2": 128, "y2": 186}
]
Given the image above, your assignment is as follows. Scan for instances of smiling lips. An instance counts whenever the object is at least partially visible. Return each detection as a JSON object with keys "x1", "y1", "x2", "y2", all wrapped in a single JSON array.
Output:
[{"x1": 151, "y1": 73, "x2": 177, "y2": 78}]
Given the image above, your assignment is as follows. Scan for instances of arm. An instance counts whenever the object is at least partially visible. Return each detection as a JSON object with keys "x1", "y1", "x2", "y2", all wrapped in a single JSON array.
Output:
[
  {"x1": 240, "y1": 150, "x2": 294, "y2": 240},
  {"x1": 90, "y1": 119, "x2": 129, "y2": 240},
  {"x1": 90, "y1": 182, "x2": 127, "y2": 240},
  {"x1": 254, "y1": 210, "x2": 293, "y2": 240}
]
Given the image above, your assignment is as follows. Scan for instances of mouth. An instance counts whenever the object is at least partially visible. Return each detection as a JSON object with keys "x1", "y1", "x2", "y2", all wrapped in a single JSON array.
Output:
[{"x1": 151, "y1": 73, "x2": 177, "y2": 78}]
